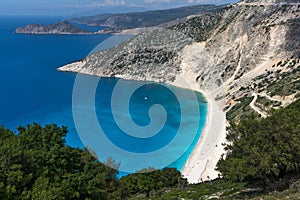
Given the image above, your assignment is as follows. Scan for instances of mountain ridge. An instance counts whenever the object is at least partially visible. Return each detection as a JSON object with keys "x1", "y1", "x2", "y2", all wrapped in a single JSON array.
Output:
[
  {"x1": 70, "y1": 4, "x2": 224, "y2": 33},
  {"x1": 15, "y1": 4, "x2": 225, "y2": 35}
]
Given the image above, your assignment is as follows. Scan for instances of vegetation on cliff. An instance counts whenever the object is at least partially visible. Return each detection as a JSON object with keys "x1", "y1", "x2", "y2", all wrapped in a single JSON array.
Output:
[
  {"x1": 69, "y1": 28, "x2": 193, "y2": 82},
  {"x1": 218, "y1": 99, "x2": 300, "y2": 186}
]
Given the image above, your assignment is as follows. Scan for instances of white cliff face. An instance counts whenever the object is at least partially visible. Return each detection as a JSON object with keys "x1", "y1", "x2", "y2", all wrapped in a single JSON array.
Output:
[
  {"x1": 171, "y1": 2, "x2": 300, "y2": 110},
  {"x1": 187, "y1": 3, "x2": 297, "y2": 88}
]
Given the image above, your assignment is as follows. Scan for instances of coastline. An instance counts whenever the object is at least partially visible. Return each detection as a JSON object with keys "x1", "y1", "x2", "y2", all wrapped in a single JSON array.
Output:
[{"x1": 58, "y1": 61, "x2": 227, "y2": 183}]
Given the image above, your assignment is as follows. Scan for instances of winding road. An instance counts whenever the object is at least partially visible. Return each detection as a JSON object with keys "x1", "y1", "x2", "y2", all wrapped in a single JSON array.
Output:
[{"x1": 250, "y1": 93, "x2": 268, "y2": 118}]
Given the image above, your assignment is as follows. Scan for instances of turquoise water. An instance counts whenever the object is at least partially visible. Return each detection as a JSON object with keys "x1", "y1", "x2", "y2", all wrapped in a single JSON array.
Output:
[{"x1": 0, "y1": 16, "x2": 207, "y2": 173}]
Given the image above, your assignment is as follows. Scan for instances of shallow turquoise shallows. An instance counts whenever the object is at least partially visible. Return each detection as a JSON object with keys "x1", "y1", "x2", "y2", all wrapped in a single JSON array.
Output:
[{"x1": 0, "y1": 16, "x2": 207, "y2": 174}]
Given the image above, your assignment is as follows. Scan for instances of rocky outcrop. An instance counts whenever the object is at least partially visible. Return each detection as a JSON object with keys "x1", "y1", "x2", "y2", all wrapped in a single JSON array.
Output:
[
  {"x1": 59, "y1": 28, "x2": 192, "y2": 82},
  {"x1": 16, "y1": 21, "x2": 89, "y2": 34}
]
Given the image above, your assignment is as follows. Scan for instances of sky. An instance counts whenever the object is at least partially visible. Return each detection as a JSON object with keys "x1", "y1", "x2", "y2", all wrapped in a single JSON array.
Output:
[{"x1": 0, "y1": 0, "x2": 238, "y2": 16}]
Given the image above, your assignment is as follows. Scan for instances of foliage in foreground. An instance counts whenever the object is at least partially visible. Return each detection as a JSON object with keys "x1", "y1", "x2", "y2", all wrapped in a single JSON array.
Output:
[
  {"x1": 0, "y1": 123, "x2": 186, "y2": 199},
  {"x1": 0, "y1": 123, "x2": 120, "y2": 199}
]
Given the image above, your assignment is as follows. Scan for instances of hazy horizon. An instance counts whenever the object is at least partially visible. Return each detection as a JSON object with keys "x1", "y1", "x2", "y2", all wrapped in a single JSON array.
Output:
[{"x1": 0, "y1": 0, "x2": 238, "y2": 16}]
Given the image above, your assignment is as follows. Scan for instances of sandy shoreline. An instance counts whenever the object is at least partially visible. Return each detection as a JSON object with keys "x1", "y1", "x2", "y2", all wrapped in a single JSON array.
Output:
[
  {"x1": 170, "y1": 70, "x2": 227, "y2": 183},
  {"x1": 181, "y1": 93, "x2": 226, "y2": 183}
]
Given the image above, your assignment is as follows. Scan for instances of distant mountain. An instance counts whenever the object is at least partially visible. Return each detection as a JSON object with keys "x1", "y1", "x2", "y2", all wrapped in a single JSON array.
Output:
[
  {"x1": 15, "y1": 21, "x2": 89, "y2": 35},
  {"x1": 70, "y1": 4, "x2": 224, "y2": 32}
]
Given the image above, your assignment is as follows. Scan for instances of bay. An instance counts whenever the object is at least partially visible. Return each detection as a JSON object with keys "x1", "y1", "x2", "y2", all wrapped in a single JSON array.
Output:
[{"x1": 0, "y1": 16, "x2": 207, "y2": 173}]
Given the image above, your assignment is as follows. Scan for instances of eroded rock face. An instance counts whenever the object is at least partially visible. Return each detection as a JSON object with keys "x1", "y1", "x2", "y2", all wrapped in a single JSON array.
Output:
[{"x1": 173, "y1": 3, "x2": 299, "y2": 91}]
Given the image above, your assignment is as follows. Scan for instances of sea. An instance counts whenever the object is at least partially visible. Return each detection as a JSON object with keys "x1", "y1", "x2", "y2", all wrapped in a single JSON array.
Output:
[{"x1": 0, "y1": 16, "x2": 207, "y2": 174}]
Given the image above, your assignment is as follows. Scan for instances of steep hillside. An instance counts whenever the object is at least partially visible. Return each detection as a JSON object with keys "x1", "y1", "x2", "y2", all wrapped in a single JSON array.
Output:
[
  {"x1": 171, "y1": 0, "x2": 300, "y2": 120},
  {"x1": 59, "y1": 28, "x2": 192, "y2": 82},
  {"x1": 60, "y1": 1, "x2": 299, "y2": 117}
]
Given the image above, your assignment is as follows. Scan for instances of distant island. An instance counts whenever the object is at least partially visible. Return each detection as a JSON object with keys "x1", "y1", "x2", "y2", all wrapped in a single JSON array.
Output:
[{"x1": 15, "y1": 21, "x2": 90, "y2": 34}]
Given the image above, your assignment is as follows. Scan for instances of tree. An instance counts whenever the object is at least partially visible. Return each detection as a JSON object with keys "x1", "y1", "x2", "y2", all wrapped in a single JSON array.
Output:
[{"x1": 0, "y1": 124, "x2": 119, "y2": 199}]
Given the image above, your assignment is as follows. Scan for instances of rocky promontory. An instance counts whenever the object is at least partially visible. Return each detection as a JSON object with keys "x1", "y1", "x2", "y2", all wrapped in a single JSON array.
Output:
[{"x1": 15, "y1": 21, "x2": 89, "y2": 34}]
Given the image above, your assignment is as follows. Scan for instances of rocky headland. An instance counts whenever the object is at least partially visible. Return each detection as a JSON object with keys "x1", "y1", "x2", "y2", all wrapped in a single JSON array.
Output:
[{"x1": 15, "y1": 21, "x2": 89, "y2": 34}]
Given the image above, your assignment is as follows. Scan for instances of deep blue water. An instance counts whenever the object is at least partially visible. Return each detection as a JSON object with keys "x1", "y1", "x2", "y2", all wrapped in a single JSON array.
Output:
[
  {"x1": 0, "y1": 16, "x2": 110, "y2": 147},
  {"x1": 0, "y1": 16, "x2": 207, "y2": 173}
]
